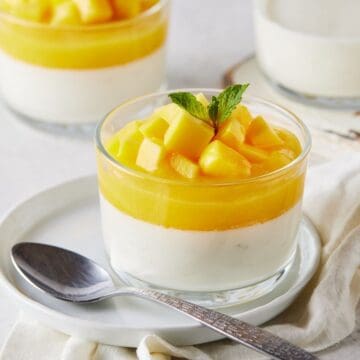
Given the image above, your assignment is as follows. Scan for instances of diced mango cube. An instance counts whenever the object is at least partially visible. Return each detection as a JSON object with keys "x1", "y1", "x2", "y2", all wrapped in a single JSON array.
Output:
[
  {"x1": 170, "y1": 153, "x2": 200, "y2": 179},
  {"x1": 139, "y1": 116, "x2": 169, "y2": 140},
  {"x1": 251, "y1": 164, "x2": 267, "y2": 177},
  {"x1": 215, "y1": 118, "x2": 245, "y2": 150},
  {"x1": 199, "y1": 140, "x2": 251, "y2": 178},
  {"x1": 111, "y1": 0, "x2": 140, "y2": 19},
  {"x1": 164, "y1": 110, "x2": 214, "y2": 159},
  {"x1": 0, "y1": 0, "x2": 11, "y2": 12},
  {"x1": 263, "y1": 150, "x2": 293, "y2": 172},
  {"x1": 231, "y1": 104, "x2": 252, "y2": 130},
  {"x1": 275, "y1": 128, "x2": 302, "y2": 156},
  {"x1": 246, "y1": 116, "x2": 284, "y2": 148},
  {"x1": 105, "y1": 134, "x2": 120, "y2": 156},
  {"x1": 116, "y1": 121, "x2": 143, "y2": 165},
  {"x1": 195, "y1": 93, "x2": 209, "y2": 108},
  {"x1": 72, "y1": 0, "x2": 112, "y2": 24},
  {"x1": 154, "y1": 103, "x2": 181, "y2": 124},
  {"x1": 52, "y1": 1, "x2": 81, "y2": 25},
  {"x1": 236, "y1": 143, "x2": 269, "y2": 163},
  {"x1": 9, "y1": 0, "x2": 50, "y2": 22},
  {"x1": 136, "y1": 137, "x2": 166, "y2": 172},
  {"x1": 277, "y1": 148, "x2": 295, "y2": 160}
]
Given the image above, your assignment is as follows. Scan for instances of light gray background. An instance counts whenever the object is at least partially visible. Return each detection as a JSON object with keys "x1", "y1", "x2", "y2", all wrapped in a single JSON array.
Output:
[{"x1": 0, "y1": 0, "x2": 359, "y2": 358}]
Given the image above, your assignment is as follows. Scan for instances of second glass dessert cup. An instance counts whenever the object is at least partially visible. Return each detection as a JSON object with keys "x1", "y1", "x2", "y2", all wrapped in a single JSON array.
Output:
[
  {"x1": 254, "y1": 0, "x2": 360, "y2": 109},
  {"x1": 95, "y1": 90, "x2": 311, "y2": 307},
  {"x1": 0, "y1": 0, "x2": 169, "y2": 136}
]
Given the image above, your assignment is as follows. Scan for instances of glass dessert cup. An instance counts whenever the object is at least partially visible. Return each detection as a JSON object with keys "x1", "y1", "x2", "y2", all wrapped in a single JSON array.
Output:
[
  {"x1": 95, "y1": 90, "x2": 311, "y2": 307},
  {"x1": 254, "y1": 0, "x2": 360, "y2": 109},
  {"x1": 0, "y1": 1, "x2": 169, "y2": 136}
]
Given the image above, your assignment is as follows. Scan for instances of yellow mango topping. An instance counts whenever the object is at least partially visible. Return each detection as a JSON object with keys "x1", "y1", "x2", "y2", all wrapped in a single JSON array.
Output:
[
  {"x1": 236, "y1": 143, "x2": 269, "y2": 163},
  {"x1": 154, "y1": 104, "x2": 181, "y2": 124},
  {"x1": 275, "y1": 128, "x2": 302, "y2": 156},
  {"x1": 104, "y1": 95, "x2": 302, "y2": 182},
  {"x1": 263, "y1": 150, "x2": 293, "y2": 172},
  {"x1": 6, "y1": 0, "x2": 50, "y2": 22},
  {"x1": 111, "y1": 0, "x2": 141, "y2": 19},
  {"x1": 72, "y1": 0, "x2": 112, "y2": 24},
  {"x1": 215, "y1": 118, "x2": 245, "y2": 150},
  {"x1": 51, "y1": 1, "x2": 81, "y2": 25},
  {"x1": 231, "y1": 104, "x2": 252, "y2": 130},
  {"x1": 139, "y1": 116, "x2": 169, "y2": 140},
  {"x1": 199, "y1": 140, "x2": 251, "y2": 178},
  {"x1": 0, "y1": 0, "x2": 166, "y2": 69},
  {"x1": 277, "y1": 148, "x2": 296, "y2": 160},
  {"x1": 0, "y1": 0, "x2": 10, "y2": 12},
  {"x1": 136, "y1": 137, "x2": 166, "y2": 172},
  {"x1": 246, "y1": 116, "x2": 284, "y2": 148},
  {"x1": 164, "y1": 110, "x2": 214, "y2": 160},
  {"x1": 140, "y1": 0, "x2": 158, "y2": 10},
  {"x1": 170, "y1": 153, "x2": 200, "y2": 179},
  {"x1": 115, "y1": 122, "x2": 143, "y2": 166},
  {"x1": 105, "y1": 133, "x2": 120, "y2": 155},
  {"x1": 250, "y1": 164, "x2": 267, "y2": 177}
]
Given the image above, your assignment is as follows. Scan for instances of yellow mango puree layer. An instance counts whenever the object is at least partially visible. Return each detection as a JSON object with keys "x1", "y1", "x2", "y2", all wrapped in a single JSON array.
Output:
[
  {"x1": 0, "y1": 12, "x2": 167, "y2": 68},
  {"x1": 97, "y1": 149, "x2": 306, "y2": 230}
]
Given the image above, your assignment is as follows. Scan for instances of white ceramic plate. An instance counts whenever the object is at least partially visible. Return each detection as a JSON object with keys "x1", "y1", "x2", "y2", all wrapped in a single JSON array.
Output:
[{"x1": 0, "y1": 176, "x2": 321, "y2": 347}]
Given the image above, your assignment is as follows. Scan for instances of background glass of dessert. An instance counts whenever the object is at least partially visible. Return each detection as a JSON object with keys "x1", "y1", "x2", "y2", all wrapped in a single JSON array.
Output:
[
  {"x1": 0, "y1": 0, "x2": 169, "y2": 134},
  {"x1": 95, "y1": 89, "x2": 311, "y2": 307},
  {"x1": 254, "y1": 0, "x2": 360, "y2": 108}
]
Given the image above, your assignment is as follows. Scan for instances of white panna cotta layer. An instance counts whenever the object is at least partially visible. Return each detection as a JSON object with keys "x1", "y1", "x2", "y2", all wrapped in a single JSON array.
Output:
[
  {"x1": 255, "y1": 0, "x2": 360, "y2": 98},
  {"x1": 100, "y1": 194, "x2": 302, "y2": 292},
  {"x1": 0, "y1": 47, "x2": 165, "y2": 124}
]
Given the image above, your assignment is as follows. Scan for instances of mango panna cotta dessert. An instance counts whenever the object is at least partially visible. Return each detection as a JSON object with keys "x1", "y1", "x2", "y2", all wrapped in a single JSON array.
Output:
[
  {"x1": 97, "y1": 85, "x2": 309, "y2": 295},
  {"x1": 0, "y1": 0, "x2": 168, "y2": 125}
]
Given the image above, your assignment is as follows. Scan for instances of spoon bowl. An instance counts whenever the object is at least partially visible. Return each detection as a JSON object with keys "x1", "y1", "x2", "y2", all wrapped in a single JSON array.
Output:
[{"x1": 12, "y1": 243, "x2": 116, "y2": 303}]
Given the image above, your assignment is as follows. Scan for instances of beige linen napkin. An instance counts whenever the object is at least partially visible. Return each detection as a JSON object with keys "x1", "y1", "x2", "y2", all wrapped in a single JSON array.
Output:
[{"x1": 1, "y1": 154, "x2": 360, "y2": 360}]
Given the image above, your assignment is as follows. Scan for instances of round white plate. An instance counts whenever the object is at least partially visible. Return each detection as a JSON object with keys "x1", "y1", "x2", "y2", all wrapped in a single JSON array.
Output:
[{"x1": 0, "y1": 176, "x2": 321, "y2": 347}]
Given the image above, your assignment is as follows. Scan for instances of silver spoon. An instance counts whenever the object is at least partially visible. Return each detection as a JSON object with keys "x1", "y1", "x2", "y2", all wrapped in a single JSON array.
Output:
[{"x1": 11, "y1": 242, "x2": 317, "y2": 360}]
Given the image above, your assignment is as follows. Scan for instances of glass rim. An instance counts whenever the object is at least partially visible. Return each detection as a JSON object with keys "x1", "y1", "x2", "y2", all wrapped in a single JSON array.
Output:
[
  {"x1": 95, "y1": 88, "x2": 312, "y2": 187},
  {"x1": 0, "y1": 0, "x2": 168, "y2": 31}
]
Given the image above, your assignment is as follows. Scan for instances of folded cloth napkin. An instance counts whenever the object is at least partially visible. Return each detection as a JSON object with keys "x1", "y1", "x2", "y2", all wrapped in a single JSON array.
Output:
[{"x1": 1, "y1": 154, "x2": 360, "y2": 360}]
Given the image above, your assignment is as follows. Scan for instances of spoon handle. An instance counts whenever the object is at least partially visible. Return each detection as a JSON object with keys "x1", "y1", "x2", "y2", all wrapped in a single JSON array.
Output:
[{"x1": 121, "y1": 287, "x2": 317, "y2": 360}]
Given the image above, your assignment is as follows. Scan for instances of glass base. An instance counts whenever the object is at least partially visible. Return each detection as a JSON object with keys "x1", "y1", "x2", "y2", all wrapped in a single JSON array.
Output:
[
  {"x1": 262, "y1": 72, "x2": 360, "y2": 110},
  {"x1": 2, "y1": 100, "x2": 96, "y2": 139},
  {"x1": 111, "y1": 251, "x2": 296, "y2": 309},
  {"x1": 20, "y1": 116, "x2": 96, "y2": 139}
]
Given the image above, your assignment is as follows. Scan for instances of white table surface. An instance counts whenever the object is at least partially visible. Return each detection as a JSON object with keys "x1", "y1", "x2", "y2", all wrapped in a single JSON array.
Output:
[{"x1": 0, "y1": 0, "x2": 359, "y2": 358}]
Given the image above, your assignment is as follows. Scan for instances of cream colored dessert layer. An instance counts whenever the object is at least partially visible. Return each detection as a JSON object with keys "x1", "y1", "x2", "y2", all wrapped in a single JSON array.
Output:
[
  {"x1": 100, "y1": 194, "x2": 301, "y2": 292},
  {"x1": 0, "y1": 47, "x2": 165, "y2": 124},
  {"x1": 255, "y1": 0, "x2": 360, "y2": 98}
]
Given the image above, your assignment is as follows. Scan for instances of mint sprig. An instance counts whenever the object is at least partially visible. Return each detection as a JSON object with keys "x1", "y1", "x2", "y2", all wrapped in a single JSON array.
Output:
[
  {"x1": 169, "y1": 84, "x2": 249, "y2": 133},
  {"x1": 208, "y1": 96, "x2": 219, "y2": 123},
  {"x1": 217, "y1": 84, "x2": 249, "y2": 122}
]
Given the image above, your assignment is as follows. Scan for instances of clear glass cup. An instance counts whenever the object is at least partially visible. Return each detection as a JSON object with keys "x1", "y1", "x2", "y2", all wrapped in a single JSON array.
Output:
[
  {"x1": 0, "y1": 0, "x2": 169, "y2": 135},
  {"x1": 254, "y1": 0, "x2": 360, "y2": 108},
  {"x1": 95, "y1": 89, "x2": 311, "y2": 307}
]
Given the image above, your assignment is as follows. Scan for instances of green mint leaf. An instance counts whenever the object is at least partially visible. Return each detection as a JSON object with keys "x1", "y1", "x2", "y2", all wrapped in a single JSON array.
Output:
[
  {"x1": 168, "y1": 92, "x2": 208, "y2": 121},
  {"x1": 208, "y1": 96, "x2": 219, "y2": 127},
  {"x1": 217, "y1": 84, "x2": 249, "y2": 124}
]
